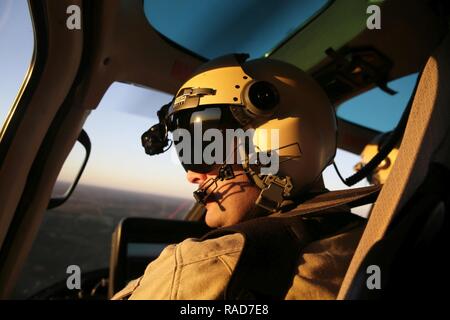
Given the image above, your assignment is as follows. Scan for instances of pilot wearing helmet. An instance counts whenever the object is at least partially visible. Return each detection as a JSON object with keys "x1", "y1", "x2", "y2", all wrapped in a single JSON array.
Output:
[{"x1": 112, "y1": 54, "x2": 366, "y2": 300}]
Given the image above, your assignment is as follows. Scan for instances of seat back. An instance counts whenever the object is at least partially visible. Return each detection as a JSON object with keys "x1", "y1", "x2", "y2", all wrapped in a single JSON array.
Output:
[{"x1": 338, "y1": 33, "x2": 450, "y2": 299}]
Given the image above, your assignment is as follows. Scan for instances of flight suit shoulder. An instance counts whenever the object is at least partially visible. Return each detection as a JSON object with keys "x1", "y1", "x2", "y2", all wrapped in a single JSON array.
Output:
[{"x1": 112, "y1": 233, "x2": 244, "y2": 300}]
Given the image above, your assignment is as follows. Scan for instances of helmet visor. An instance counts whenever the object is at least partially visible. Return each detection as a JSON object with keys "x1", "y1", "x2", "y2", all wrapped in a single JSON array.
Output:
[{"x1": 170, "y1": 105, "x2": 242, "y2": 173}]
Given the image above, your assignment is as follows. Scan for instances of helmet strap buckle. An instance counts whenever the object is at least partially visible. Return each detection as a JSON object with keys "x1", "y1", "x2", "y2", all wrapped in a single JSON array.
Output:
[
  {"x1": 255, "y1": 175, "x2": 293, "y2": 212},
  {"x1": 218, "y1": 164, "x2": 235, "y2": 180}
]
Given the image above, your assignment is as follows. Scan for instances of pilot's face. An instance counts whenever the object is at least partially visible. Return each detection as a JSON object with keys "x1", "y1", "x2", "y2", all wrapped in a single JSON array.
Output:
[{"x1": 186, "y1": 167, "x2": 262, "y2": 228}]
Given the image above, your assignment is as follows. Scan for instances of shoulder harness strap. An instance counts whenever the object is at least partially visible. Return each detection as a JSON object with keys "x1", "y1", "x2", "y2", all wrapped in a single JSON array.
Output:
[
  {"x1": 201, "y1": 185, "x2": 380, "y2": 299},
  {"x1": 203, "y1": 213, "x2": 364, "y2": 299},
  {"x1": 202, "y1": 215, "x2": 314, "y2": 299}
]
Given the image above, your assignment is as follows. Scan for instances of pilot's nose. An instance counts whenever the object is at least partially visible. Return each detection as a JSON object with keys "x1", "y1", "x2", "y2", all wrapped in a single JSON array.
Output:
[{"x1": 186, "y1": 170, "x2": 208, "y2": 185}]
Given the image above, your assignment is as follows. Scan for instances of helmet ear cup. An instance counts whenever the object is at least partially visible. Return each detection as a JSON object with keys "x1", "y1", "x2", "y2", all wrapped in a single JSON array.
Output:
[{"x1": 245, "y1": 81, "x2": 279, "y2": 116}]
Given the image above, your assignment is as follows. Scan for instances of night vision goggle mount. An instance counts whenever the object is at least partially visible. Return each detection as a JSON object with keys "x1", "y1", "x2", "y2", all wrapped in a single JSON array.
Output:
[{"x1": 141, "y1": 102, "x2": 172, "y2": 156}]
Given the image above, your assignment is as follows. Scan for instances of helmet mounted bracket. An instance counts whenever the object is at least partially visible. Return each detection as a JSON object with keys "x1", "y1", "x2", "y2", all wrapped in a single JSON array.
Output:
[{"x1": 242, "y1": 155, "x2": 293, "y2": 213}]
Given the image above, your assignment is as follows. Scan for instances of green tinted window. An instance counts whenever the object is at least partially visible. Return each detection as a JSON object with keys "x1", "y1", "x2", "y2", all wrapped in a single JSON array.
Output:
[{"x1": 144, "y1": 0, "x2": 330, "y2": 59}]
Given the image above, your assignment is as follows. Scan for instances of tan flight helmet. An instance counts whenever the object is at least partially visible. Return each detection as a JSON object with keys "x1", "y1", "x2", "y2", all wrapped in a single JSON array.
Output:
[{"x1": 169, "y1": 54, "x2": 337, "y2": 211}]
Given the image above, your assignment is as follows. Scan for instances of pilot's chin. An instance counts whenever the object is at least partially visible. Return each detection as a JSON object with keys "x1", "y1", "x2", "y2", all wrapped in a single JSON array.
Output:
[{"x1": 204, "y1": 207, "x2": 225, "y2": 228}]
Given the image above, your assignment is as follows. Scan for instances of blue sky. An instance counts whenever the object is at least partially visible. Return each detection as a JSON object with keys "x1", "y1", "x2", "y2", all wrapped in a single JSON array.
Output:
[
  {"x1": 0, "y1": 0, "x2": 33, "y2": 125},
  {"x1": 1, "y1": 1, "x2": 417, "y2": 202}
]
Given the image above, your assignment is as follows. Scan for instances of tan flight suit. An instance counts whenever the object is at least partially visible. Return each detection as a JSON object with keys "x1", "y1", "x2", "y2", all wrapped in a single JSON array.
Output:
[{"x1": 111, "y1": 221, "x2": 364, "y2": 300}]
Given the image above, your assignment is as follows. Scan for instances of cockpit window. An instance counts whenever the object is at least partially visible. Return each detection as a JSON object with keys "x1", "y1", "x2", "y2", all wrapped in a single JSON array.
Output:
[
  {"x1": 337, "y1": 73, "x2": 419, "y2": 132},
  {"x1": 0, "y1": 0, "x2": 34, "y2": 138},
  {"x1": 143, "y1": 0, "x2": 331, "y2": 59},
  {"x1": 13, "y1": 83, "x2": 196, "y2": 298}
]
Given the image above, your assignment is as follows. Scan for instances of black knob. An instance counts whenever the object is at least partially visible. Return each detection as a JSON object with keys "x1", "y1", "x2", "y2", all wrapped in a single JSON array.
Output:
[{"x1": 248, "y1": 81, "x2": 279, "y2": 110}]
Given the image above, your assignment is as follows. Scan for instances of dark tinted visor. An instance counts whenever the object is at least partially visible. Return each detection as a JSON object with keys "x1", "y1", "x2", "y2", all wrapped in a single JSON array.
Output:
[{"x1": 170, "y1": 105, "x2": 242, "y2": 173}]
